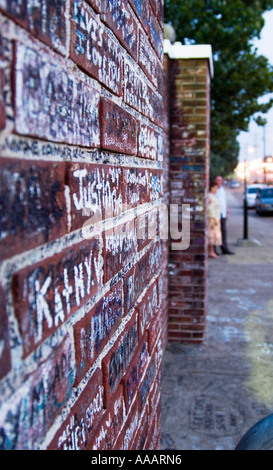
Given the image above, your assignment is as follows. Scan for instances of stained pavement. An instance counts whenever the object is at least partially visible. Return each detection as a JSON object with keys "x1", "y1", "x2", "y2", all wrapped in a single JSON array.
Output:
[{"x1": 161, "y1": 186, "x2": 273, "y2": 450}]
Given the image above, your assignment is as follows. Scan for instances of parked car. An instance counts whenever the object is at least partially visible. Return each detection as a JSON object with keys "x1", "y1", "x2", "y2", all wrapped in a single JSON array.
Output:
[
  {"x1": 230, "y1": 180, "x2": 240, "y2": 188},
  {"x1": 256, "y1": 187, "x2": 273, "y2": 215},
  {"x1": 245, "y1": 184, "x2": 267, "y2": 209}
]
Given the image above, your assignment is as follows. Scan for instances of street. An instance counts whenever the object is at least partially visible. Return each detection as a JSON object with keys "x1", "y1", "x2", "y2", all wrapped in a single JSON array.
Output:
[{"x1": 161, "y1": 186, "x2": 273, "y2": 450}]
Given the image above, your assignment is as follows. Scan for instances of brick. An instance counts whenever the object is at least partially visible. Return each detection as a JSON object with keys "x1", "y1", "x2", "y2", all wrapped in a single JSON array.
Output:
[
  {"x1": 149, "y1": 169, "x2": 163, "y2": 201},
  {"x1": 149, "y1": 369, "x2": 162, "y2": 417},
  {"x1": 71, "y1": 0, "x2": 122, "y2": 95},
  {"x1": 65, "y1": 162, "x2": 102, "y2": 233},
  {"x1": 116, "y1": 397, "x2": 139, "y2": 450},
  {"x1": 48, "y1": 368, "x2": 104, "y2": 450},
  {"x1": 139, "y1": 30, "x2": 159, "y2": 88},
  {"x1": 122, "y1": 339, "x2": 149, "y2": 411},
  {"x1": 139, "y1": 355, "x2": 156, "y2": 412},
  {"x1": 148, "y1": 308, "x2": 161, "y2": 353},
  {"x1": 149, "y1": 14, "x2": 163, "y2": 61},
  {"x1": 102, "y1": 0, "x2": 138, "y2": 60},
  {"x1": 123, "y1": 167, "x2": 150, "y2": 207},
  {"x1": 145, "y1": 401, "x2": 161, "y2": 450},
  {"x1": 14, "y1": 42, "x2": 100, "y2": 147},
  {"x1": 136, "y1": 208, "x2": 158, "y2": 251},
  {"x1": 0, "y1": 335, "x2": 74, "y2": 450},
  {"x1": 0, "y1": 0, "x2": 67, "y2": 55},
  {"x1": 124, "y1": 59, "x2": 163, "y2": 124},
  {"x1": 104, "y1": 219, "x2": 137, "y2": 282},
  {"x1": 86, "y1": 0, "x2": 101, "y2": 12},
  {"x1": 12, "y1": 238, "x2": 102, "y2": 357},
  {"x1": 102, "y1": 311, "x2": 138, "y2": 406},
  {"x1": 137, "y1": 281, "x2": 158, "y2": 337},
  {"x1": 0, "y1": 69, "x2": 6, "y2": 130},
  {"x1": 128, "y1": 0, "x2": 150, "y2": 34},
  {"x1": 149, "y1": 0, "x2": 164, "y2": 26},
  {"x1": 74, "y1": 282, "x2": 123, "y2": 384},
  {"x1": 100, "y1": 98, "x2": 137, "y2": 155},
  {"x1": 88, "y1": 384, "x2": 125, "y2": 450},
  {"x1": 0, "y1": 284, "x2": 11, "y2": 380},
  {"x1": 123, "y1": 266, "x2": 136, "y2": 314},
  {"x1": 134, "y1": 251, "x2": 150, "y2": 301},
  {"x1": 0, "y1": 158, "x2": 66, "y2": 260},
  {"x1": 66, "y1": 163, "x2": 123, "y2": 231},
  {"x1": 138, "y1": 122, "x2": 163, "y2": 161},
  {"x1": 147, "y1": 240, "x2": 162, "y2": 278},
  {"x1": 132, "y1": 405, "x2": 149, "y2": 449}
]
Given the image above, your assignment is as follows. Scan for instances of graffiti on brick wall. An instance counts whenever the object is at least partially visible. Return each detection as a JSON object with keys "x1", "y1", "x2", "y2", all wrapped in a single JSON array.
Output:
[
  {"x1": 102, "y1": 0, "x2": 138, "y2": 60},
  {"x1": 0, "y1": 0, "x2": 67, "y2": 54},
  {"x1": 49, "y1": 368, "x2": 104, "y2": 450},
  {"x1": 103, "y1": 313, "x2": 138, "y2": 403},
  {"x1": 138, "y1": 282, "x2": 158, "y2": 336},
  {"x1": 74, "y1": 282, "x2": 123, "y2": 384},
  {"x1": 69, "y1": 163, "x2": 123, "y2": 235},
  {"x1": 0, "y1": 335, "x2": 74, "y2": 450},
  {"x1": 13, "y1": 239, "x2": 102, "y2": 357},
  {"x1": 138, "y1": 123, "x2": 163, "y2": 161},
  {"x1": 124, "y1": 59, "x2": 163, "y2": 126},
  {"x1": 100, "y1": 98, "x2": 137, "y2": 155},
  {"x1": 123, "y1": 341, "x2": 149, "y2": 410},
  {"x1": 71, "y1": 0, "x2": 122, "y2": 95},
  {"x1": 104, "y1": 220, "x2": 137, "y2": 281},
  {"x1": 0, "y1": 158, "x2": 66, "y2": 260},
  {"x1": 128, "y1": 0, "x2": 150, "y2": 33},
  {"x1": 139, "y1": 31, "x2": 158, "y2": 87},
  {"x1": 15, "y1": 42, "x2": 100, "y2": 147},
  {"x1": 89, "y1": 385, "x2": 124, "y2": 450}
]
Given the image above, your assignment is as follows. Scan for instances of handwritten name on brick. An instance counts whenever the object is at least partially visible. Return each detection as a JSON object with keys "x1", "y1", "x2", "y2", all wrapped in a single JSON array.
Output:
[
  {"x1": 0, "y1": 335, "x2": 74, "y2": 450},
  {"x1": 48, "y1": 368, "x2": 104, "y2": 450},
  {"x1": 102, "y1": 312, "x2": 138, "y2": 405},
  {"x1": 100, "y1": 98, "x2": 137, "y2": 155},
  {"x1": 122, "y1": 340, "x2": 149, "y2": 410},
  {"x1": 71, "y1": 0, "x2": 122, "y2": 95},
  {"x1": 138, "y1": 123, "x2": 163, "y2": 161},
  {"x1": 88, "y1": 385, "x2": 125, "y2": 450},
  {"x1": 0, "y1": 0, "x2": 67, "y2": 55},
  {"x1": 74, "y1": 282, "x2": 123, "y2": 384},
  {"x1": 104, "y1": 220, "x2": 137, "y2": 282},
  {"x1": 0, "y1": 158, "x2": 66, "y2": 260},
  {"x1": 102, "y1": 0, "x2": 138, "y2": 60},
  {"x1": 128, "y1": 0, "x2": 150, "y2": 34},
  {"x1": 66, "y1": 163, "x2": 123, "y2": 232},
  {"x1": 13, "y1": 239, "x2": 102, "y2": 357},
  {"x1": 124, "y1": 59, "x2": 163, "y2": 125},
  {"x1": 86, "y1": 0, "x2": 101, "y2": 12},
  {"x1": 14, "y1": 42, "x2": 100, "y2": 147}
]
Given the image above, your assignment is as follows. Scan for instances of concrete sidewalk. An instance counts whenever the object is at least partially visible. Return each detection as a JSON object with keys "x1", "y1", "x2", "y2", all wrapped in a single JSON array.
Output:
[{"x1": 160, "y1": 188, "x2": 273, "y2": 450}]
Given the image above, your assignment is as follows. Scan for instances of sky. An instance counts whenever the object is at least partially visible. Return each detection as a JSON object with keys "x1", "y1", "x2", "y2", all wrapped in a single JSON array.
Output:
[{"x1": 237, "y1": 10, "x2": 273, "y2": 162}]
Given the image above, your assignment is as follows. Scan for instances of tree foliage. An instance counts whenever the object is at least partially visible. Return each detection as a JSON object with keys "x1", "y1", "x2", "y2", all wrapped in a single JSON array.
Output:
[{"x1": 164, "y1": 0, "x2": 273, "y2": 175}]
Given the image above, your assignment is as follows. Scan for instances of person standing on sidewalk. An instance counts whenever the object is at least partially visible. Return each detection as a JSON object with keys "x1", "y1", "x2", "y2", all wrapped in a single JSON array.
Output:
[
  {"x1": 215, "y1": 175, "x2": 235, "y2": 255},
  {"x1": 208, "y1": 180, "x2": 222, "y2": 258}
]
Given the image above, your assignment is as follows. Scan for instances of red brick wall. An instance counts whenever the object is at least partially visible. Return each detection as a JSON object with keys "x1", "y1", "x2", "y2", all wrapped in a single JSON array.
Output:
[
  {"x1": 0, "y1": 0, "x2": 164, "y2": 450},
  {"x1": 164, "y1": 45, "x2": 212, "y2": 343}
]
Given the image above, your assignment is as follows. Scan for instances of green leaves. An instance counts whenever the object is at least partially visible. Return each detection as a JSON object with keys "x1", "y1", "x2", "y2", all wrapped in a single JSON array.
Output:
[{"x1": 165, "y1": 0, "x2": 273, "y2": 175}]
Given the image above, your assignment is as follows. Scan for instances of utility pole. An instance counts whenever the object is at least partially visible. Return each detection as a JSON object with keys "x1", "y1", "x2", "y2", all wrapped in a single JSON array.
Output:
[{"x1": 243, "y1": 159, "x2": 248, "y2": 240}]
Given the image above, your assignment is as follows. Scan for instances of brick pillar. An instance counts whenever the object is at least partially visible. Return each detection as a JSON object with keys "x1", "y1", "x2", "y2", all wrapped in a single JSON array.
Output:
[{"x1": 164, "y1": 41, "x2": 213, "y2": 343}]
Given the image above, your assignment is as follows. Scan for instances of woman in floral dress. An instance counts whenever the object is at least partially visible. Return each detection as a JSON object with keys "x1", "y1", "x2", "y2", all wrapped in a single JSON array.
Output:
[{"x1": 208, "y1": 180, "x2": 222, "y2": 258}]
